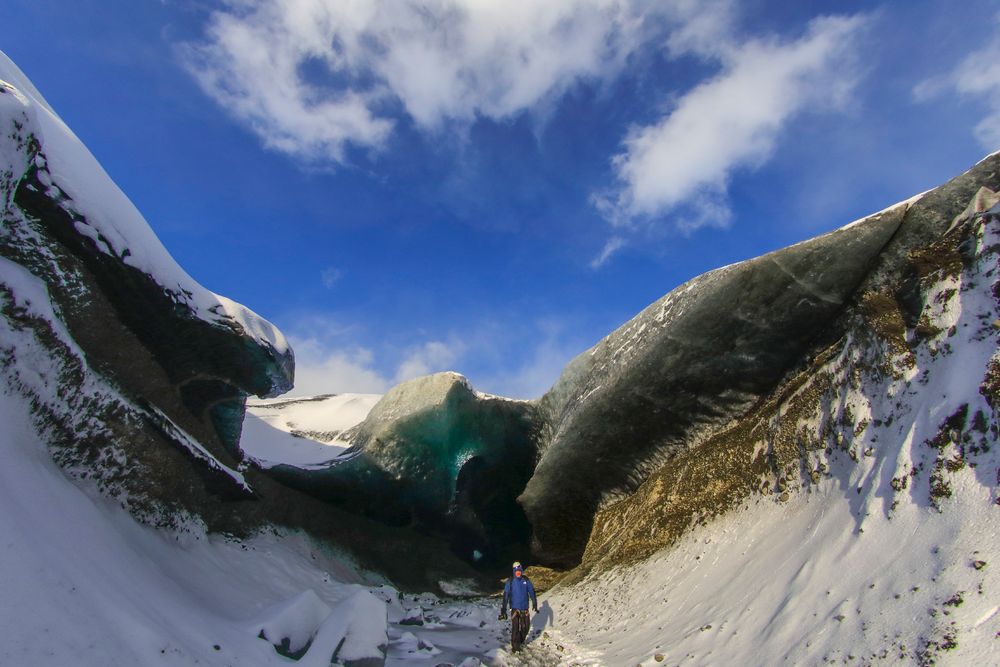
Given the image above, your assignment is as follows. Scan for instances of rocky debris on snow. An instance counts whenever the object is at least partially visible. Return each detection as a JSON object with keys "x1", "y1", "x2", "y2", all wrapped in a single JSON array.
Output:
[
  {"x1": 399, "y1": 606, "x2": 426, "y2": 626},
  {"x1": 393, "y1": 631, "x2": 441, "y2": 656}
]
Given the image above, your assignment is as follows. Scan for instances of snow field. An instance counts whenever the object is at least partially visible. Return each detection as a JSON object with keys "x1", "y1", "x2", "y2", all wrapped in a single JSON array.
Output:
[{"x1": 242, "y1": 393, "x2": 381, "y2": 469}]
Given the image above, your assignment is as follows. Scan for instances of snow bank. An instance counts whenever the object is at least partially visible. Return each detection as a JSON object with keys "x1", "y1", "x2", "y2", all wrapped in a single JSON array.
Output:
[
  {"x1": 0, "y1": 381, "x2": 383, "y2": 666},
  {"x1": 546, "y1": 474, "x2": 998, "y2": 665}
]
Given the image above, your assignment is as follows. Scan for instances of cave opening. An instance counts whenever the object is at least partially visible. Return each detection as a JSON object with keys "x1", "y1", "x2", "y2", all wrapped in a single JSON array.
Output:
[{"x1": 450, "y1": 454, "x2": 534, "y2": 572}]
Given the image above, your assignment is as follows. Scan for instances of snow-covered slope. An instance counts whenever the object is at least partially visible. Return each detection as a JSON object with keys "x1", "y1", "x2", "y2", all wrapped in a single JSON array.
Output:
[
  {"x1": 0, "y1": 47, "x2": 296, "y2": 518},
  {"x1": 242, "y1": 393, "x2": 381, "y2": 469},
  {"x1": 542, "y1": 467, "x2": 998, "y2": 666},
  {"x1": 533, "y1": 189, "x2": 1000, "y2": 665},
  {"x1": 0, "y1": 383, "x2": 523, "y2": 667}
]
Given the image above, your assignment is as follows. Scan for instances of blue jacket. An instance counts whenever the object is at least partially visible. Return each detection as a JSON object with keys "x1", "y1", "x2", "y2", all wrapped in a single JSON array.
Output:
[{"x1": 503, "y1": 573, "x2": 537, "y2": 611}]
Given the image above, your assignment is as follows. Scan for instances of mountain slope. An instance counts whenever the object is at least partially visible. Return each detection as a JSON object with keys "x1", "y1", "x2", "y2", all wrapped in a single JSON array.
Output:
[{"x1": 537, "y1": 177, "x2": 1000, "y2": 666}]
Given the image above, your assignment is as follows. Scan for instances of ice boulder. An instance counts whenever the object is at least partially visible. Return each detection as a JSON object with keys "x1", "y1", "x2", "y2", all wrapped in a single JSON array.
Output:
[
  {"x1": 252, "y1": 589, "x2": 332, "y2": 658},
  {"x1": 298, "y1": 589, "x2": 389, "y2": 667}
]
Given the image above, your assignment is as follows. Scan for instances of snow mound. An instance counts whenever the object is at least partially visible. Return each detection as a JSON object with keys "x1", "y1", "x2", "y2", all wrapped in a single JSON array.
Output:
[
  {"x1": 252, "y1": 589, "x2": 333, "y2": 656},
  {"x1": 298, "y1": 590, "x2": 388, "y2": 667}
]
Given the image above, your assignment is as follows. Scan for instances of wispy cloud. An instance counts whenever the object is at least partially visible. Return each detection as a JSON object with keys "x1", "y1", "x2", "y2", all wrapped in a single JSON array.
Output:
[
  {"x1": 393, "y1": 339, "x2": 464, "y2": 385},
  {"x1": 589, "y1": 235, "x2": 626, "y2": 269},
  {"x1": 279, "y1": 309, "x2": 465, "y2": 396},
  {"x1": 474, "y1": 320, "x2": 584, "y2": 399},
  {"x1": 277, "y1": 312, "x2": 386, "y2": 395},
  {"x1": 287, "y1": 338, "x2": 390, "y2": 396},
  {"x1": 181, "y1": 0, "x2": 666, "y2": 164},
  {"x1": 914, "y1": 14, "x2": 1000, "y2": 149},
  {"x1": 594, "y1": 14, "x2": 867, "y2": 255},
  {"x1": 285, "y1": 334, "x2": 466, "y2": 396},
  {"x1": 182, "y1": 2, "x2": 868, "y2": 269}
]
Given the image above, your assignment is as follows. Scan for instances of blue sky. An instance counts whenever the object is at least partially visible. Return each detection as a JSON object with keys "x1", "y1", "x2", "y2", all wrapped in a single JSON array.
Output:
[{"x1": 3, "y1": 0, "x2": 999, "y2": 398}]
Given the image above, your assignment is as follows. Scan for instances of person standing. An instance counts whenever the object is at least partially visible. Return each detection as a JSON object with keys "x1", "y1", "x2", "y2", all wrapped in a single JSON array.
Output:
[{"x1": 498, "y1": 561, "x2": 537, "y2": 652}]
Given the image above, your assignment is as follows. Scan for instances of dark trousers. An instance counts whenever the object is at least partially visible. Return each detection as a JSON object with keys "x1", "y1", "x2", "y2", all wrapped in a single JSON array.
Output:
[{"x1": 511, "y1": 609, "x2": 530, "y2": 651}]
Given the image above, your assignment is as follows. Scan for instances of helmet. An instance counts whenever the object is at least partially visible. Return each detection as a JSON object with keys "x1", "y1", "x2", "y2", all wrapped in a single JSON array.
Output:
[{"x1": 512, "y1": 561, "x2": 522, "y2": 569}]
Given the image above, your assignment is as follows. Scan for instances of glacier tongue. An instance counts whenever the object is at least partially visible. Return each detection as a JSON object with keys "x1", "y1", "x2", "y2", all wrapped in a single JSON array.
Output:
[
  {"x1": 520, "y1": 201, "x2": 906, "y2": 567},
  {"x1": 266, "y1": 372, "x2": 543, "y2": 570}
]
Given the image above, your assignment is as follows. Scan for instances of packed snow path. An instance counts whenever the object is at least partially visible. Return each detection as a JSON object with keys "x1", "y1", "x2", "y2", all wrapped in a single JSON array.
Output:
[{"x1": 383, "y1": 596, "x2": 598, "y2": 666}]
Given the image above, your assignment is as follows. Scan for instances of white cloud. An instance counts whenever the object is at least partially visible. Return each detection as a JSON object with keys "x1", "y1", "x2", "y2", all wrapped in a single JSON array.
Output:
[
  {"x1": 597, "y1": 15, "x2": 866, "y2": 236},
  {"x1": 287, "y1": 337, "x2": 464, "y2": 397},
  {"x1": 286, "y1": 337, "x2": 391, "y2": 396},
  {"x1": 183, "y1": 0, "x2": 668, "y2": 164},
  {"x1": 181, "y1": 1, "x2": 392, "y2": 162},
  {"x1": 662, "y1": 0, "x2": 734, "y2": 60},
  {"x1": 279, "y1": 310, "x2": 579, "y2": 400},
  {"x1": 276, "y1": 312, "x2": 388, "y2": 395},
  {"x1": 393, "y1": 340, "x2": 464, "y2": 384},
  {"x1": 184, "y1": 2, "x2": 868, "y2": 268},
  {"x1": 279, "y1": 311, "x2": 466, "y2": 396},
  {"x1": 915, "y1": 16, "x2": 1000, "y2": 149}
]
